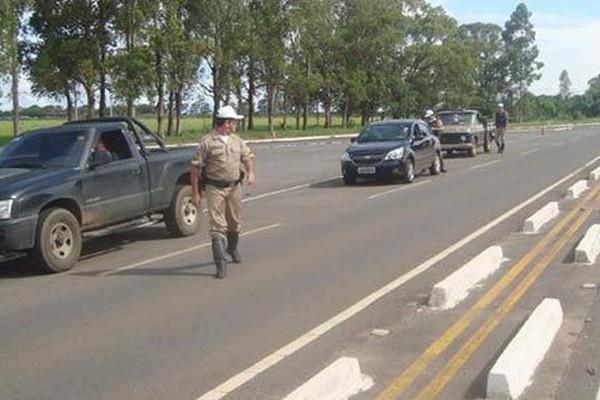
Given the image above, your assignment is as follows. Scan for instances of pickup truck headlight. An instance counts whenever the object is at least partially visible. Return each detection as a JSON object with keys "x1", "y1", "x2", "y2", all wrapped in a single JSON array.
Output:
[
  {"x1": 0, "y1": 199, "x2": 13, "y2": 220},
  {"x1": 341, "y1": 151, "x2": 352, "y2": 162},
  {"x1": 384, "y1": 147, "x2": 405, "y2": 160}
]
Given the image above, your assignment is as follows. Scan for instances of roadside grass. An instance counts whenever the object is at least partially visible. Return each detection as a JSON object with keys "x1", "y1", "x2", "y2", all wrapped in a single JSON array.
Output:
[
  {"x1": 1, "y1": 115, "x2": 598, "y2": 148},
  {"x1": 0, "y1": 116, "x2": 360, "y2": 147}
]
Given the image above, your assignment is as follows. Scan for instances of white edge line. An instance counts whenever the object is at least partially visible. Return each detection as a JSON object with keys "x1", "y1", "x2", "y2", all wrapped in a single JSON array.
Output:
[
  {"x1": 521, "y1": 148, "x2": 540, "y2": 156},
  {"x1": 196, "y1": 153, "x2": 600, "y2": 400},
  {"x1": 368, "y1": 179, "x2": 431, "y2": 200},
  {"x1": 98, "y1": 224, "x2": 282, "y2": 276},
  {"x1": 242, "y1": 176, "x2": 341, "y2": 203},
  {"x1": 470, "y1": 160, "x2": 502, "y2": 171}
]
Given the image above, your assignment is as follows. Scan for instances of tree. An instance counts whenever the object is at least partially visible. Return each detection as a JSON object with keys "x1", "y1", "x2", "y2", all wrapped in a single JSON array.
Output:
[
  {"x1": 558, "y1": 69, "x2": 572, "y2": 100},
  {"x1": 501, "y1": 3, "x2": 543, "y2": 122},
  {"x1": 585, "y1": 73, "x2": 600, "y2": 117},
  {"x1": 249, "y1": 0, "x2": 290, "y2": 134},
  {"x1": 187, "y1": 0, "x2": 244, "y2": 127},
  {"x1": 0, "y1": 0, "x2": 30, "y2": 136},
  {"x1": 459, "y1": 22, "x2": 504, "y2": 115}
]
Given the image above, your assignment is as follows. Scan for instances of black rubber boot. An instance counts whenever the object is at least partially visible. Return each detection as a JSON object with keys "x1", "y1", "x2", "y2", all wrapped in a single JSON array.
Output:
[
  {"x1": 212, "y1": 236, "x2": 228, "y2": 279},
  {"x1": 227, "y1": 232, "x2": 242, "y2": 263}
]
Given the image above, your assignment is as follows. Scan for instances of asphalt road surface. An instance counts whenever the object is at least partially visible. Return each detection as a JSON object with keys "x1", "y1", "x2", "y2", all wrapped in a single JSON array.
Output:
[{"x1": 3, "y1": 125, "x2": 600, "y2": 400}]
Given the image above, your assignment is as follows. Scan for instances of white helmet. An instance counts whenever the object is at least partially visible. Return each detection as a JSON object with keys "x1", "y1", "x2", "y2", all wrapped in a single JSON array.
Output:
[{"x1": 424, "y1": 109, "x2": 434, "y2": 118}]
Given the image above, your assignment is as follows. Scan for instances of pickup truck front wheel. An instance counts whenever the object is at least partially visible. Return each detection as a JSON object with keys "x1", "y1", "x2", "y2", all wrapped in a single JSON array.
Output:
[
  {"x1": 31, "y1": 208, "x2": 82, "y2": 273},
  {"x1": 164, "y1": 185, "x2": 200, "y2": 237}
]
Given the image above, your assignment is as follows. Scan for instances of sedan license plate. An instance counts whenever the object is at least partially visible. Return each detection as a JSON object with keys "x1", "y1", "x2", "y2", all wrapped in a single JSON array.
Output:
[{"x1": 357, "y1": 166, "x2": 376, "y2": 174}]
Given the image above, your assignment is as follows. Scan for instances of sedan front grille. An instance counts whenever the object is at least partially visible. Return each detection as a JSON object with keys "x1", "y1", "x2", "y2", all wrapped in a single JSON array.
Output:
[{"x1": 351, "y1": 153, "x2": 386, "y2": 165}]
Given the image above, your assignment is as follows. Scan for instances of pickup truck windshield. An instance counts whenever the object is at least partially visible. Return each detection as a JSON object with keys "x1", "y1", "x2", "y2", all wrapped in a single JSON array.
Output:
[
  {"x1": 0, "y1": 130, "x2": 88, "y2": 169},
  {"x1": 357, "y1": 123, "x2": 411, "y2": 143},
  {"x1": 438, "y1": 113, "x2": 477, "y2": 126}
]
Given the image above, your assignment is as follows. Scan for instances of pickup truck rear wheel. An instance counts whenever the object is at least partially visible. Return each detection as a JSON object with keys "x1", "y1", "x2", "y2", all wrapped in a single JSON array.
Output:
[
  {"x1": 30, "y1": 208, "x2": 82, "y2": 273},
  {"x1": 164, "y1": 185, "x2": 200, "y2": 237}
]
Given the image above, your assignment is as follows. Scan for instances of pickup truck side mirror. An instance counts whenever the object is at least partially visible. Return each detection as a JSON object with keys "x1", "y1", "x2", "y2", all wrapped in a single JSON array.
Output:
[{"x1": 350, "y1": 136, "x2": 357, "y2": 143}]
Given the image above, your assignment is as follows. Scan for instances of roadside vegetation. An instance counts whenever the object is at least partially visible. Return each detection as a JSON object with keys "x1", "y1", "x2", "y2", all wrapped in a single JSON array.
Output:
[{"x1": 2, "y1": 1, "x2": 600, "y2": 142}]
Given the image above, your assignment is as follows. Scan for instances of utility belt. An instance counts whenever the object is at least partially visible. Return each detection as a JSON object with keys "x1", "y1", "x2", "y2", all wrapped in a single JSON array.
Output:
[
  {"x1": 204, "y1": 178, "x2": 240, "y2": 188},
  {"x1": 202, "y1": 170, "x2": 245, "y2": 189}
]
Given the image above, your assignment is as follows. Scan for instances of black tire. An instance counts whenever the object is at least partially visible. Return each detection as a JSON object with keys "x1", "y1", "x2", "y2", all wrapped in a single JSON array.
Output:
[
  {"x1": 164, "y1": 185, "x2": 200, "y2": 237},
  {"x1": 430, "y1": 152, "x2": 441, "y2": 175},
  {"x1": 30, "y1": 208, "x2": 82, "y2": 273},
  {"x1": 343, "y1": 173, "x2": 357, "y2": 185},
  {"x1": 402, "y1": 159, "x2": 415, "y2": 183},
  {"x1": 468, "y1": 140, "x2": 477, "y2": 157}
]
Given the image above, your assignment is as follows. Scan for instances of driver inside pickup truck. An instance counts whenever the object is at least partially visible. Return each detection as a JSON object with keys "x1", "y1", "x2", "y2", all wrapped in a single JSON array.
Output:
[{"x1": 92, "y1": 137, "x2": 115, "y2": 164}]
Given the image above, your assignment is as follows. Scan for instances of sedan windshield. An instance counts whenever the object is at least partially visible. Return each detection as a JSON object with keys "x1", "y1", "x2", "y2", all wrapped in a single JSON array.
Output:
[
  {"x1": 0, "y1": 130, "x2": 88, "y2": 169},
  {"x1": 357, "y1": 123, "x2": 410, "y2": 143}
]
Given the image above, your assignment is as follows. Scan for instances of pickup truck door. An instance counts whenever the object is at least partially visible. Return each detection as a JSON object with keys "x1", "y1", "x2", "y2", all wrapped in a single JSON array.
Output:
[{"x1": 80, "y1": 130, "x2": 150, "y2": 228}]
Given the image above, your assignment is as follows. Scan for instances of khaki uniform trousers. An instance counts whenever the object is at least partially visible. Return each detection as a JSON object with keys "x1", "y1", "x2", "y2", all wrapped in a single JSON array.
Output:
[{"x1": 206, "y1": 184, "x2": 242, "y2": 238}]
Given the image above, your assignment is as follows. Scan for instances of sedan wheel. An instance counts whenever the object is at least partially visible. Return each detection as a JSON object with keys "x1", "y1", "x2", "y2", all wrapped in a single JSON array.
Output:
[{"x1": 402, "y1": 159, "x2": 415, "y2": 183}]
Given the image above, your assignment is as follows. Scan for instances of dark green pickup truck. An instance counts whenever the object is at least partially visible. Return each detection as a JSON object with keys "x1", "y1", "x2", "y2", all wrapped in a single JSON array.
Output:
[
  {"x1": 436, "y1": 109, "x2": 494, "y2": 157},
  {"x1": 0, "y1": 117, "x2": 199, "y2": 272}
]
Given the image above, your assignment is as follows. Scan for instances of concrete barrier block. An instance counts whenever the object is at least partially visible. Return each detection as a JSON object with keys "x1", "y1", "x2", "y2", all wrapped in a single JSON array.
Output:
[
  {"x1": 566, "y1": 180, "x2": 589, "y2": 199},
  {"x1": 284, "y1": 357, "x2": 373, "y2": 400},
  {"x1": 575, "y1": 224, "x2": 600, "y2": 264},
  {"x1": 487, "y1": 298, "x2": 563, "y2": 399},
  {"x1": 589, "y1": 167, "x2": 600, "y2": 181},
  {"x1": 523, "y1": 202, "x2": 560, "y2": 233},
  {"x1": 429, "y1": 246, "x2": 504, "y2": 309}
]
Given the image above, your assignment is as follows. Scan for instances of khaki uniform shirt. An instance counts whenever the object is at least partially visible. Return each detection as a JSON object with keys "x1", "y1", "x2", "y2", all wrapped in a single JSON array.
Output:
[{"x1": 191, "y1": 131, "x2": 253, "y2": 182}]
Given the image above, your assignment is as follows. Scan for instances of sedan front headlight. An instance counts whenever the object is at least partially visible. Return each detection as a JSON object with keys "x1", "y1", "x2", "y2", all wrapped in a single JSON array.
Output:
[
  {"x1": 384, "y1": 147, "x2": 405, "y2": 160},
  {"x1": 0, "y1": 199, "x2": 13, "y2": 220},
  {"x1": 341, "y1": 151, "x2": 352, "y2": 162}
]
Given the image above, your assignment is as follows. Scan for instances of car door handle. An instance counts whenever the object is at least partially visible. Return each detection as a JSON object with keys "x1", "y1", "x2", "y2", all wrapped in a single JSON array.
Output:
[{"x1": 130, "y1": 167, "x2": 142, "y2": 175}]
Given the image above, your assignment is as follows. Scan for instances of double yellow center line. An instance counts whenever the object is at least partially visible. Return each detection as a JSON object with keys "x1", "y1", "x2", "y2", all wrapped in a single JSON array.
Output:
[{"x1": 377, "y1": 181, "x2": 600, "y2": 400}]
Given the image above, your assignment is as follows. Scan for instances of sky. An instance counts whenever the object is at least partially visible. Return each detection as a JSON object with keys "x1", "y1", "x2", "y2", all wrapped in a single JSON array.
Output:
[
  {"x1": 2, "y1": 1, "x2": 600, "y2": 111},
  {"x1": 433, "y1": 0, "x2": 600, "y2": 95}
]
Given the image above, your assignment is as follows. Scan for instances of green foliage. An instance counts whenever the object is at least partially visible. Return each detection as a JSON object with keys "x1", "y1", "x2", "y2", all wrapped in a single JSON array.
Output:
[
  {"x1": 2, "y1": 0, "x2": 599, "y2": 132},
  {"x1": 501, "y1": 3, "x2": 544, "y2": 121}
]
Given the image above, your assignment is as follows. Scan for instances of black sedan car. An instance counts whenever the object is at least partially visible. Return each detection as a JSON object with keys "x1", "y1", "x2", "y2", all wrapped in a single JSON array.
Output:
[{"x1": 341, "y1": 119, "x2": 442, "y2": 184}]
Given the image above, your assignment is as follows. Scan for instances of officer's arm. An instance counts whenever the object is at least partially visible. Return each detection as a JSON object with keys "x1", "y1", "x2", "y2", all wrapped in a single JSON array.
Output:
[
  {"x1": 242, "y1": 158, "x2": 255, "y2": 185},
  {"x1": 190, "y1": 144, "x2": 205, "y2": 206}
]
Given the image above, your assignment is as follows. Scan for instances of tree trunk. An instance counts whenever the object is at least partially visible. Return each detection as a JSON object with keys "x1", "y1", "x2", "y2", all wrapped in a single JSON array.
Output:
[
  {"x1": 167, "y1": 90, "x2": 174, "y2": 136},
  {"x1": 302, "y1": 101, "x2": 308, "y2": 131},
  {"x1": 85, "y1": 85, "x2": 95, "y2": 119},
  {"x1": 156, "y1": 82, "x2": 165, "y2": 137},
  {"x1": 175, "y1": 88, "x2": 182, "y2": 136},
  {"x1": 267, "y1": 83, "x2": 274, "y2": 136},
  {"x1": 324, "y1": 90, "x2": 332, "y2": 128},
  {"x1": 10, "y1": 51, "x2": 19, "y2": 136},
  {"x1": 212, "y1": 63, "x2": 220, "y2": 128},
  {"x1": 247, "y1": 60, "x2": 256, "y2": 130},
  {"x1": 127, "y1": 98, "x2": 135, "y2": 118},
  {"x1": 295, "y1": 100, "x2": 301, "y2": 130},
  {"x1": 65, "y1": 87, "x2": 74, "y2": 122}
]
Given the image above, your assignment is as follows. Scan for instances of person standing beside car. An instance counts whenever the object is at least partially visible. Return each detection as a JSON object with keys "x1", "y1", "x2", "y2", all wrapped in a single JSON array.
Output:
[
  {"x1": 424, "y1": 109, "x2": 448, "y2": 173},
  {"x1": 495, "y1": 103, "x2": 508, "y2": 153},
  {"x1": 190, "y1": 105, "x2": 256, "y2": 279}
]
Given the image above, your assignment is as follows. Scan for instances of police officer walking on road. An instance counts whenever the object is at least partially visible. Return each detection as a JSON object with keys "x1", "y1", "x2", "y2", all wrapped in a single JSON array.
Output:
[
  {"x1": 424, "y1": 109, "x2": 448, "y2": 173},
  {"x1": 495, "y1": 103, "x2": 508, "y2": 153},
  {"x1": 190, "y1": 105, "x2": 256, "y2": 279}
]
